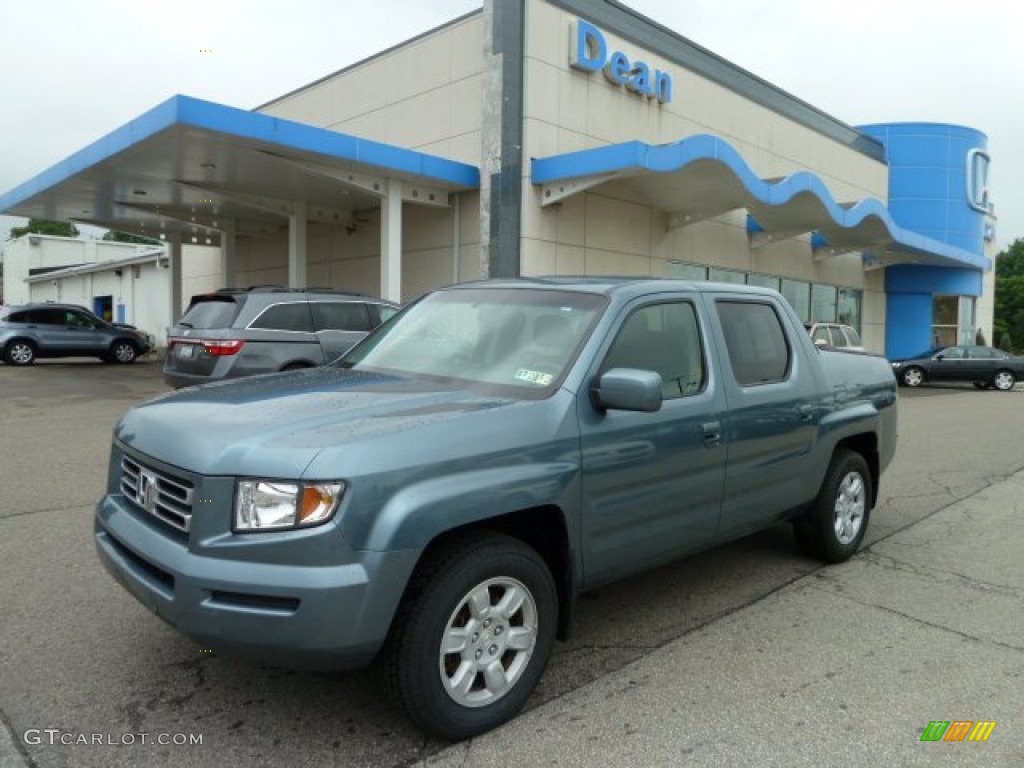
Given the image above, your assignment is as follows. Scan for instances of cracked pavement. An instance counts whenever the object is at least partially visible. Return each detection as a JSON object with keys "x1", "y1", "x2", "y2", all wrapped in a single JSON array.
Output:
[{"x1": 1, "y1": 363, "x2": 1022, "y2": 767}]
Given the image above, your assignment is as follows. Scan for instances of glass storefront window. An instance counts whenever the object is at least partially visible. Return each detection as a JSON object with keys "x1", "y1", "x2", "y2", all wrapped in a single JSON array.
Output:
[
  {"x1": 811, "y1": 284, "x2": 837, "y2": 323},
  {"x1": 747, "y1": 274, "x2": 780, "y2": 291},
  {"x1": 709, "y1": 267, "x2": 746, "y2": 284},
  {"x1": 837, "y1": 288, "x2": 862, "y2": 332},
  {"x1": 958, "y1": 297, "x2": 976, "y2": 345},
  {"x1": 932, "y1": 295, "x2": 959, "y2": 347},
  {"x1": 781, "y1": 279, "x2": 810, "y2": 322}
]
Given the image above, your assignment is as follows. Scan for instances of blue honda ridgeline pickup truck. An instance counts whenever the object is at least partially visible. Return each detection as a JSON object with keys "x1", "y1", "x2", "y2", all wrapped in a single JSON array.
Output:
[{"x1": 96, "y1": 278, "x2": 897, "y2": 739}]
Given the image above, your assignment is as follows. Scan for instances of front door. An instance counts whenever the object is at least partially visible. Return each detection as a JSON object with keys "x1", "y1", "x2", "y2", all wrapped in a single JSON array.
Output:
[{"x1": 578, "y1": 297, "x2": 727, "y2": 588}]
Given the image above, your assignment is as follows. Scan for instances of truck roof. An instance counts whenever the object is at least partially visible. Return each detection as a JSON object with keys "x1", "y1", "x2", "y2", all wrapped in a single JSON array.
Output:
[{"x1": 444, "y1": 276, "x2": 778, "y2": 299}]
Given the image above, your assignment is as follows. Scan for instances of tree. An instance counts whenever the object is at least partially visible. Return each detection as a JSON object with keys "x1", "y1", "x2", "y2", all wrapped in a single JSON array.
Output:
[
  {"x1": 102, "y1": 230, "x2": 162, "y2": 246},
  {"x1": 8, "y1": 218, "x2": 79, "y2": 239},
  {"x1": 993, "y1": 238, "x2": 1024, "y2": 354}
]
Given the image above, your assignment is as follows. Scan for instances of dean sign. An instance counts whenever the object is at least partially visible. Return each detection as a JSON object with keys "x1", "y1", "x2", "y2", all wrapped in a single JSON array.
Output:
[{"x1": 569, "y1": 19, "x2": 673, "y2": 103}]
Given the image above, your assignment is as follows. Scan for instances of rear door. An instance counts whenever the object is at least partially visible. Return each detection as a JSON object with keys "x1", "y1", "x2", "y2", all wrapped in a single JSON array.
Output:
[
  {"x1": 710, "y1": 294, "x2": 821, "y2": 539},
  {"x1": 578, "y1": 296, "x2": 727, "y2": 588},
  {"x1": 311, "y1": 301, "x2": 374, "y2": 361}
]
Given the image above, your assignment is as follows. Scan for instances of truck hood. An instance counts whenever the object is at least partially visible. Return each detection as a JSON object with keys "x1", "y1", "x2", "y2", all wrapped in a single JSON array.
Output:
[{"x1": 116, "y1": 367, "x2": 525, "y2": 477}]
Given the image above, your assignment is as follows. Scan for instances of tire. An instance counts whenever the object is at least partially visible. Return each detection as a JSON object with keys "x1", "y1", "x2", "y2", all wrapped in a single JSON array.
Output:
[
  {"x1": 900, "y1": 366, "x2": 924, "y2": 387},
  {"x1": 110, "y1": 340, "x2": 138, "y2": 364},
  {"x1": 3, "y1": 340, "x2": 36, "y2": 366},
  {"x1": 992, "y1": 369, "x2": 1016, "y2": 391},
  {"x1": 386, "y1": 532, "x2": 557, "y2": 741},
  {"x1": 794, "y1": 449, "x2": 872, "y2": 564}
]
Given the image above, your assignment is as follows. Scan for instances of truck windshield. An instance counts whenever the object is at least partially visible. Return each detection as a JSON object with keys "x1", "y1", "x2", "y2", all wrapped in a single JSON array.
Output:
[{"x1": 338, "y1": 288, "x2": 606, "y2": 394}]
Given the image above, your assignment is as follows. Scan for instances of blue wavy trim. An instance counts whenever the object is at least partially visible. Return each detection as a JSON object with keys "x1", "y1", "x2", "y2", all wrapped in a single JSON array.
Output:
[{"x1": 532, "y1": 134, "x2": 988, "y2": 271}]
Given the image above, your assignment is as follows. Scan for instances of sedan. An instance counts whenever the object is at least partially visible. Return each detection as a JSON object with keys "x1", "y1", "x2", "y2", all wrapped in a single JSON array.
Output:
[{"x1": 891, "y1": 345, "x2": 1024, "y2": 391}]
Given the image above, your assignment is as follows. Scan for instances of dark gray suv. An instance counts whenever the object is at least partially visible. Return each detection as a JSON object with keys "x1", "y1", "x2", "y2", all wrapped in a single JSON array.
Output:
[
  {"x1": 0, "y1": 303, "x2": 153, "y2": 365},
  {"x1": 163, "y1": 287, "x2": 399, "y2": 388}
]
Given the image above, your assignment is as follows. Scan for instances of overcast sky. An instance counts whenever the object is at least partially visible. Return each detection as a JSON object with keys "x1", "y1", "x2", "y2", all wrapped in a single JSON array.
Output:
[{"x1": 1, "y1": 0, "x2": 1019, "y2": 252}]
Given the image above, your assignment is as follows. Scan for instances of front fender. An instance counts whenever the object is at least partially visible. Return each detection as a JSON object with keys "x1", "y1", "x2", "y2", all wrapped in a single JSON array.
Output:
[{"x1": 358, "y1": 463, "x2": 579, "y2": 552}]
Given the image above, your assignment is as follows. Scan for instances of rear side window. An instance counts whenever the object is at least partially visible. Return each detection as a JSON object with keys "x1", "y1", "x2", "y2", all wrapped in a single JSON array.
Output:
[
  {"x1": 250, "y1": 302, "x2": 315, "y2": 333},
  {"x1": 179, "y1": 297, "x2": 242, "y2": 329},
  {"x1": 377, "y1": 304, "x2": 399, "y2": 324},
  {"x1": 841, "y1": 327, "x2": 862, "y2": 347},
  {"x1": 311, "y1": 302, "x2": 372, "y2": 332},
  {"x1": 716, "y1": 301, "x2": 791, "y2": 386}
]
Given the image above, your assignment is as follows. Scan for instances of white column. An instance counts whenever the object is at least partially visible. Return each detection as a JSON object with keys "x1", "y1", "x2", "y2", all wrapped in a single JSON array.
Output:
[
  {"x1": 288, "y1": 201, "x2": 308, "y2": 289},
  {"x1": 381, "y1": 178, "x2": 402, "y2": 302},
  {"x1": 221, "y1": 217, "x2": 237, "y2": 289}
]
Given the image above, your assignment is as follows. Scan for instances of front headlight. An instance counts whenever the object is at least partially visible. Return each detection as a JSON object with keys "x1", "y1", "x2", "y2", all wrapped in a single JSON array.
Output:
[{"x1": 234, "y1": 480, "x2": 345, "y2": 532}]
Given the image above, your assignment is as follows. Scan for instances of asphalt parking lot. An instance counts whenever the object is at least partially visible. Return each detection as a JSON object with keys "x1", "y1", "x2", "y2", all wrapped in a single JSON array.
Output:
[{"x1": 1, "y1": 359, "x2": 1022, "y2": 767}]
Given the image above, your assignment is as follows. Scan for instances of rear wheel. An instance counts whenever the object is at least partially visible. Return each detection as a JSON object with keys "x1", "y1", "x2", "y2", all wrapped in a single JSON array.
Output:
[
  {"x1": 110, "y1": 340, "x2": 138, "y2": 364},
  {"x1": 900, "y1": 367, "x2": 924, "y2": 387},
  {"x1": 794, "y1": 449, "x2": 872, "y2": 563},
  {"x1": 386, "y1": 532, "x2": 557, "y2": 740},
  {"x1": 3, "y1": 340, "x2": 36, "y2": 366},
  {"x1": 992, "y1": 370, "x2": 1016, "y2": 391}
]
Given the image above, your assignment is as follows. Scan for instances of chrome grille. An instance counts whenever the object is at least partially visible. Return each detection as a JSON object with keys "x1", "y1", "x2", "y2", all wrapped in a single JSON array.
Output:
[{"x1": 120, "y1": 456, "x2": 194, "y2": 532}]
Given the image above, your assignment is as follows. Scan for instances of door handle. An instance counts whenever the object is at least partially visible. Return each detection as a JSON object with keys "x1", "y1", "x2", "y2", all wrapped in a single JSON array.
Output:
[
  {"x1": 702, "y1": 421, "x2": 722, "y2": 447},
  {"x1": 798, "y1": 404, "x2": 815, "y2": 423}
]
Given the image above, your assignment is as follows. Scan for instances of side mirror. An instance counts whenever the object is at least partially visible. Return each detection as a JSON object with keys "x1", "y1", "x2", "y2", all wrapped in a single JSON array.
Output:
[
  {"x1": 813, "y1": 338, "x2": 828, "y2": 348},
  {"x1": 934, "y1": 354, "x2": 944, "y2": 361},
  {"x1": 592, "y1": 368, "x2": 663, "y2": 412}
]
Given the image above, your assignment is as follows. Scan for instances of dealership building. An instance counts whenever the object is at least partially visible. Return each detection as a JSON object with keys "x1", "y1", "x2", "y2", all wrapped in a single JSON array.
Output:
[{"x1": 0, "y1": 0, "x2": 995, "y2": 356}]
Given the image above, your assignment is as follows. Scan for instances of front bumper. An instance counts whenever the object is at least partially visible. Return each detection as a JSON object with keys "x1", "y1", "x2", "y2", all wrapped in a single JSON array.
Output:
[{"x1": 95, "y1": 490, "x2": 419, "y2": 670}]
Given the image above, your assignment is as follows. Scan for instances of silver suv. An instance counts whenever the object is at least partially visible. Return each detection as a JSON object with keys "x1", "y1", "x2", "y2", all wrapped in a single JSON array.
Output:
[
  {"x1": 0, "y1": 303, "x2": 153, "y2": 365},
  {"x1": 163, "y1": 287, "x2": 399, "y2": 388}
]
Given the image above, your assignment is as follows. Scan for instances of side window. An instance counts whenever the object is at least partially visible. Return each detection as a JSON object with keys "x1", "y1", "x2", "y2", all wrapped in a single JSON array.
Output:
[
  {"x1": 311, "y1": 302, "x2": 372, "y2": 332},
  {"x1": 65, "y1": 310, "x2": 94, "y2": 327},
  {"x1": 7, "y1": 311, "x2": 30, "y2": 323},
  {"x1": 842, "y1": 327, "x2": 862, "y2": 347},
  {"x1": 811, "y1": 326, "x2": 831, "y2": 346},
  {"x1": 603, "y1": 301, "x2": 705, "y2": 399},
  {"x1": 716, "y1": 301, "x2": 791, "y2": 386},
  {"x1": 249, "y1": 302, "x2": 314, "y2": 333},
  {"x1": 35, "y1": 309, "x2": 65, "y2": 326},
  {"x1": 941, "y1": 346, "x2": 966, "y2": 360}
]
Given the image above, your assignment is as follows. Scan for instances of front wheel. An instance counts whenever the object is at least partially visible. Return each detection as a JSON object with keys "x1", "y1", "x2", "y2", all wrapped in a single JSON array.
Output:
[
  {"x1": 794, "y1": 449, "x2": 872, "y2": 564},
  {"x1": 386, "y1": 532, "x2": 557, "y2": 740},
  {"x1": 992, "y1": 370, "x2": 1016, "y2": 391},
  {"x1": 900, "y1": 366, "x2": 924, "y2": 387}
]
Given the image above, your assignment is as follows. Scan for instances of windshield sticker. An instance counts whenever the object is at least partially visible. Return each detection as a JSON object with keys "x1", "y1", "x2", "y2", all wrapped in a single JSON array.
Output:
[{"x1": 514, "y1": 368, "x2": 554, "y2": 386}]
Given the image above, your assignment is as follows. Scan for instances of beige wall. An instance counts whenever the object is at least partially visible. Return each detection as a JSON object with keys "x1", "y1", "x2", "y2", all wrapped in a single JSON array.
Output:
[
  {"x1": 259, "y1": 13, "x2": 484, "y2": 167},
  {"x1": 517, "y1": 0, "x2": 890, "y2": 351}
]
